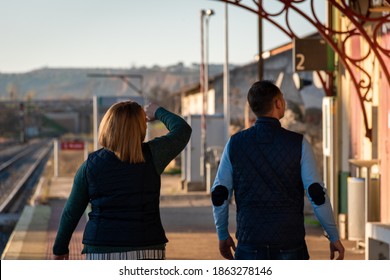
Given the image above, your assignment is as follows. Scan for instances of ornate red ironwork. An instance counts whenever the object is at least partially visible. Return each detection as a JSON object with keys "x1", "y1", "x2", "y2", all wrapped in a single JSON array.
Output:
[{"x1": 213, "y1": 0, "x2": 390, "y2": 141}]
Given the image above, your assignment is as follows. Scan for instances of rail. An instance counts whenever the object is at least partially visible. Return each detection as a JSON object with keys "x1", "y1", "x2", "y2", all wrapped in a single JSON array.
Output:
[{"x1": 0, "y1": 140, "x2": 52, "y2": 213}]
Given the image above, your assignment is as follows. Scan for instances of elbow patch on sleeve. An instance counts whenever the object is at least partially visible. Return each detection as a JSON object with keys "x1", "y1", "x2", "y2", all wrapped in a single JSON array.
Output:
[
  {"x1": 308, "y1": 183, "x2": 326, "y2": 205},
  {"x1": 211, "y1": 185, "x2": 229, "y2": 206}
]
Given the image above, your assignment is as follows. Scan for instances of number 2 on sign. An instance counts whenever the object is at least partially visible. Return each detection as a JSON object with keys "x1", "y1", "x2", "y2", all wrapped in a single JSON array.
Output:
[{"x1": 296, "y1": 53, "x2": 305, "y2": 70}]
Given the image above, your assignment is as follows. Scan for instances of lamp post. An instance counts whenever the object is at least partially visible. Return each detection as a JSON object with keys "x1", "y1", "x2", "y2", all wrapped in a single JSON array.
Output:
[
  {"x1": 200, "y1": 9, "x2": 215, "y2": 187},
  {"x1": 204, "y1": 9, "x2": 214, "y2": 115}
]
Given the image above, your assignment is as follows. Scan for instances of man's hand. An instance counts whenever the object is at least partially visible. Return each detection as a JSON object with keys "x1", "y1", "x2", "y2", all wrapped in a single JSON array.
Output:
[
  {"x1": 219, "y1": 235, "x2": 236, "y2": 260},
  {"x1": 330, "y1": 240, "x2": 345, "y2": 260}
]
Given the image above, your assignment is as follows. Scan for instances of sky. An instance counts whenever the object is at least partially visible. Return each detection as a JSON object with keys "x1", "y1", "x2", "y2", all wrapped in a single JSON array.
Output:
[{"x1": 0, "y1": 0, "x2": 325, "y2": 73}]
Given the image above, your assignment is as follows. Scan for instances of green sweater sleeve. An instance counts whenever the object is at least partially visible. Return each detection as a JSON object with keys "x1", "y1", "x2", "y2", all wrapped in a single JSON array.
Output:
[
  {"x1": 147, "y1": 107, "x2": 192, "y2": 174},
  {"x1": 52, "y1": 161, "x2": 89, "y2": 255}
]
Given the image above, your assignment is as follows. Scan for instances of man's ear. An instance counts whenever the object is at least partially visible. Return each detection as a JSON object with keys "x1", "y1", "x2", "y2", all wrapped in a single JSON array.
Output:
[{"x1": 275, "y1": 97, "x2": 283, "y2": 109}]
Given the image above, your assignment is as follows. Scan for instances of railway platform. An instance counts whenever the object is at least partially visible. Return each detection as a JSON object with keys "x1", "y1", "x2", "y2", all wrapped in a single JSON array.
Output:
[{"x1": 1, "y1": 174, "x2": 365, "y2": 260}]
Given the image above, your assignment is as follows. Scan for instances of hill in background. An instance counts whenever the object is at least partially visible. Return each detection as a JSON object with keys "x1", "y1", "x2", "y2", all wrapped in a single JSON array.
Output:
[{"x1": 0, "y1": 63, "x2": 228, "y2": 101}]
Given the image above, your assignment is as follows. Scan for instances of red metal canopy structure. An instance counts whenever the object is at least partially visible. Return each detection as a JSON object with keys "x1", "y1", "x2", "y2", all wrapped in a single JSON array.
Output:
[{"x1": 214, "y1": 0, "x2": 390, "y2": 141}]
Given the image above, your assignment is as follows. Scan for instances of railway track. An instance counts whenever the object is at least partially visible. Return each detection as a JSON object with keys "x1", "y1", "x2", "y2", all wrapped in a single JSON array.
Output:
[
  {"x1": 0, "y1": 139, "x2": 53, "y2": 256},
  {"x1": 0, "y1": 139, "x2": 52, "y2": 213}
]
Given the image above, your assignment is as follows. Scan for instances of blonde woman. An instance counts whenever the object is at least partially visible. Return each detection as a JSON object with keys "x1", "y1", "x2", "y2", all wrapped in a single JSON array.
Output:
[{"x1": 53, "y1": 101, "x2": 191, "y2": 260}]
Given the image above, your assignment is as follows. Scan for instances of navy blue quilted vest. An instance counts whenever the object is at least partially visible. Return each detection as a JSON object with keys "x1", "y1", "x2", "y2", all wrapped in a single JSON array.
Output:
[
  {"x1": 82, "y1": 144, "x2": 168, "y2": 247},
  {"x1": 229, "y1": 117, "x2": 305, "y2": 245}
]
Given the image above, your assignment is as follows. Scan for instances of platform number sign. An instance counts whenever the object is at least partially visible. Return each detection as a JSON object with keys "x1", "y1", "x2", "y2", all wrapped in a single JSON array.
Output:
[{"x1": 293, "y1": 38, "x2": 334, "y2": 72}]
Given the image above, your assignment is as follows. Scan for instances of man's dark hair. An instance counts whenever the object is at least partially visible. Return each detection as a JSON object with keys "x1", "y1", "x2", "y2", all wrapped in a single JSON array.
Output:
[{"x1": 247, "y1": 80, "x2": 281, "y2": 117}]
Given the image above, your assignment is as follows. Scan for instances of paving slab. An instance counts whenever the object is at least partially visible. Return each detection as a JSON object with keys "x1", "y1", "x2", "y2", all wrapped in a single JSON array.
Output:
[{"x1": 1, "y1": 174, "x2": 364, "y2": 260}]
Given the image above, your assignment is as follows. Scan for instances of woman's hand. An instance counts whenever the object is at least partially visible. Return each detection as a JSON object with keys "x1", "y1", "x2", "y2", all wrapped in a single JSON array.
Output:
[
  {"x1": 144, "y1": 103, "x2": 160, "y2": 122},
  {"x1": 53, "y1": 253, "x2": 69, "y2": 260}
]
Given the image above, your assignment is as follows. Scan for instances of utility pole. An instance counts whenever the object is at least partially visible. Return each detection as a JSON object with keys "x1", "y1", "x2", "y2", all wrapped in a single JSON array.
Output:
[
  {"x1": 200, "y1": 10, "x2": 206, "y2": 181},
  {"x1": 245, "y1": 1, "x2": 263, "y2": 128},
  {"x1": 200, "y1": 9, "x2": 214, "y2": 188},
  {"x1": 223, "y1": 3, "x2": 230, "y2": 143},
  {"x1": 258, "y1": 1, "x2": 263, "y2": 81}
]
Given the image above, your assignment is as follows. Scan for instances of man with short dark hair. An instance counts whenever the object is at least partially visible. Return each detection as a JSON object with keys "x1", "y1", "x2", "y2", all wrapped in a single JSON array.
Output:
[{"x1": 211, "y1": 80, "x2": 344, "y2": 260}]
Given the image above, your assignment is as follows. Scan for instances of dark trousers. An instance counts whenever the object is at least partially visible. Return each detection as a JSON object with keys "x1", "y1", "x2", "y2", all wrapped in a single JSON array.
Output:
[{"x1": 234, "y1": 242, "x2": 309, "y2": 260}]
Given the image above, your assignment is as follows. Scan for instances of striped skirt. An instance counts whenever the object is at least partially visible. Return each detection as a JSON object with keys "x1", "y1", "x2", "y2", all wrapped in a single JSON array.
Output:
[{"x1": 86, "y1": 249, "x2": 165, "y2": 260}]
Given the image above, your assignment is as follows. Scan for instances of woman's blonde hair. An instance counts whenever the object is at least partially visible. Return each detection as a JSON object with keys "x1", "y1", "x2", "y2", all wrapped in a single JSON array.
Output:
[{"x1": 98, "y1": 100, "x2": 146, "y2": 163}]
